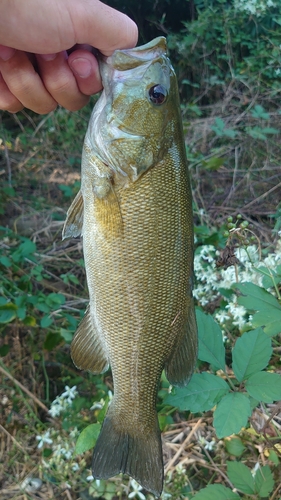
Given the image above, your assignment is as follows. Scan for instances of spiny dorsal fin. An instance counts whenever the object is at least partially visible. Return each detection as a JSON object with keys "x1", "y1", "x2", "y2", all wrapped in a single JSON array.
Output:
[
  {"x1": 71, "y1": 306, "x2": 109, "y2": 374},
  {"x1": 62, "y1": 190, "x2": 84, "y2": 240}
]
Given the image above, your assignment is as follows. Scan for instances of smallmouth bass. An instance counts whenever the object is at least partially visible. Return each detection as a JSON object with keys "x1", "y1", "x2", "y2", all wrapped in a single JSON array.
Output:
[{"x1": 63, "y1": 37, "x2": 197, "y2": 497}]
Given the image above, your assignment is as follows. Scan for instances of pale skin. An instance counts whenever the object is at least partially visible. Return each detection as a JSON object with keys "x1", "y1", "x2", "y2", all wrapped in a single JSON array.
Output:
[{"x1": 0, "y1": 0, "x2": 138, "y2": 114}]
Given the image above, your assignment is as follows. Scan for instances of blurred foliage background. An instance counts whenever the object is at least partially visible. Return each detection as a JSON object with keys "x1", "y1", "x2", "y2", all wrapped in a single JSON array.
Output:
[{"x1": 1, "y1": 0, "x2": 281, "y2": 499}]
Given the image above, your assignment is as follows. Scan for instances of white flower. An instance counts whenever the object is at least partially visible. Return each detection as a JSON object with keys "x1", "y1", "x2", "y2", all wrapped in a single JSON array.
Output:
[
  {"x1": 198, "y1": 434, "x2": 216, "y2": 451},
  {"x1": 204, "y1": 439, "x2": 216, "y2": 451},
  {"x1": 48, "y1": 400, "x2": 64, "y2": 417},
  {"x1": 226, "y1": 302, "x2": 247, "y2": 330},
  {"x1": 90, "y1": 399, "x2": 105, "y2": 411},
  {"x1": 63, "y1": 450, "x2": 72, "y2": 460},
  {"x1": 175, "y1": 463, "x2": 186, "y2": 475},
  {"x1": 128, "y1": 479, "x2": 146, "y2": 500},
  {"x1": 86, "y1": 475, "x2": 94, "y2": 482},
  {"x1": 69, "y1": 427, "x2": 79, "y2": 439},
  {"x1": 36, "y1": 430, "x2": 53, "y2": 449},
  {"x1": 61, "y1": 385, "x2": 78, "y2": 403},
  {"x1": 72, "y1": 463, "x2": 80, "y2": 471},
  {"x1": 251, "y1": 462, "x2": 260, "y2": 477},
  {"x1": 215, "y1": 310, "x2": 230, "y2": 324}
]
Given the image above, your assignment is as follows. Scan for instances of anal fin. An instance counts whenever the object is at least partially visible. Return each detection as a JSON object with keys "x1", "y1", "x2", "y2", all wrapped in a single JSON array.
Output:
[
  {"x1": 71, "y1": 306, "x2": 109, "y2": 374},
  {"x1": 165, "y1": 298, "x2": 198, "y2": 387},
  {"x1": 62, "y1": 189, "x2": 84, "y2": 239}
]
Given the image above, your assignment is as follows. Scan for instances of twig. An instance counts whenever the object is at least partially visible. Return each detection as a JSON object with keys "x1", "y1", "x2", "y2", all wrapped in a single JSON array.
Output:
[
  {"x1": 269, "y1": 483, "x2": 281, "y2": 500},
  {"x1": 0, "y1": 423, "x2": 26, "y2": 453},
  {"x1": 0, "y1": 363, "x2": 49, "y2": 412},
  {"x1": 164, "y1": 418, "x2": 203, "y2": 474},
  {"x1": 64, "y1": 488, "x2": 74, "y2": 500},
  {"x1": 242, "y1": 181, "x2": 281, "y2": 210},
  {"x1": 203, "y1": 447, "x2": 235, "y2": 490}
]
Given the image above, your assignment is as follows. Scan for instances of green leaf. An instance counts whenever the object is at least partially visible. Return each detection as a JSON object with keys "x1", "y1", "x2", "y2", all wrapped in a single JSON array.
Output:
[
  {"x1": 0, "y1": 302, "x2": 17, "y2": 324},
  {"x1": 234, "y1": 282, "x2": 281, "y2": 336},
  {"x1": 16, "y1": 307, "x2": 26, "y2": 320},
  {"x1": 227, "y1": 461, "x2": 255, "y2": 494},
  {"x1": 19, "y1": 238, "x2": 36, "y2": 255},
  {"x1": 36, "y1": 302, "x2": 50, "y2": 313},
  {"x1": 60, "y1": 328, "x2": 73, "y2": 343},
  {"x1": 192, "y1": 484, "x2": 240, "y2": 500},
  {"x1": 259, "y1": 265, "x2": 281, "y2": 290},
  {"x1": 23, "y1": 315, "x2": 37, "y2": 326},
  {"x1": 44, "y1": 332, "x2": 63, "y2": 351},
  {"x1": 246, "y1": 126, "x2": 278, "y2": 140},
  {"x1": 254, "y1": 465, "x2": 274, "y2": 497},
  {"x1": 196, "y1": 310, "x2": 225, "y2": 370},
  {"x1": 225, "y1": 437, "x2": 245, "y2": 457},
  {"x1": 40, "y1": 315, "x2": 53, "y2": 328},
  {"x1": 267, "y1": 450, "x2": 279, "y2": 466},
  {"x1": 75, "y1": 423, "x2": 101, "y2": 455},
  {"x1": 165, "y1": 373, "x2": 229, "y2": 412},
  {"x1": 0, "y1": 344, "x2": 10, "y2": 357},
  {"x1": 211, "y1": 117, "x2": 237, "y2": 138},
  {"x1": 47, "y1": 293, "x2": 66, "y2": 306},
  {"x1": 213, "y1": 393, "x2": 251, "y2": 438},
  {"x1": 245, "y1": 372, "x2": 281, "y2": 403},
  {"x1": 232, "y1": 328, "x2": 272, "y2": 382},
  {"x1": 0, "y1": 256, "x2": 12, "y2": 267},
  {"x1": 250, "y1": 105, "x2": 269, "y2": 120}
]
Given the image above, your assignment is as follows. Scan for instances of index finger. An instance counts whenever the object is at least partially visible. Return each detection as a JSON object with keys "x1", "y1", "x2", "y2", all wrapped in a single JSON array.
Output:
[{"x1": 75, "y1": 1, "x2": 138, "y2": 56}]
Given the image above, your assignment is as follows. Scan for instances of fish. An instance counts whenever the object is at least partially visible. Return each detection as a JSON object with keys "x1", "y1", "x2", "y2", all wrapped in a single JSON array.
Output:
[{"x1": 62, "y1": 36, "x2": 197, "y2": 498}]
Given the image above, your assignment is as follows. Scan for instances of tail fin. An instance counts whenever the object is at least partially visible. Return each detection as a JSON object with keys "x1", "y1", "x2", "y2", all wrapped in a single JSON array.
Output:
[{"x1": 92, "y1": 411, "x2": 163, "y2": 498}]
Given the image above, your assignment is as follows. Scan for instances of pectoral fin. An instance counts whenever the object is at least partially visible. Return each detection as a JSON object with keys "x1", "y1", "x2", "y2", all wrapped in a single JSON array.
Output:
[
  {"x1": 71, "y1": 306, "x2": 109, "y2": 374},
  {"x1": 165, "y1": 299, "x2": 198, "y2": 387},
  {"x1": 62, "y1": 190, "x2": 84, "y2": 239}
]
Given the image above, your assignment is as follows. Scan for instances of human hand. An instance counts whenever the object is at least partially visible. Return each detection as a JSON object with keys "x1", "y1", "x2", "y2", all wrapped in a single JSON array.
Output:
[{"x1": 0, "y1": 0, "x2": 138, "y2": 114}]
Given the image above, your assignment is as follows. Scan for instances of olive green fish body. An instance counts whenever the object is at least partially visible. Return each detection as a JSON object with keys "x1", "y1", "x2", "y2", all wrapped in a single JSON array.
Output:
[{"x1": 63, "y1": 37, "x2": 197, "y2": 497}]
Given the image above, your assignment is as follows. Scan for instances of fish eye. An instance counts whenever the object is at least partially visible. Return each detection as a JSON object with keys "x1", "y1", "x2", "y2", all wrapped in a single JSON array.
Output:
[{"x1": 148, "y1": 84, "x2": 168, "y2": 105}]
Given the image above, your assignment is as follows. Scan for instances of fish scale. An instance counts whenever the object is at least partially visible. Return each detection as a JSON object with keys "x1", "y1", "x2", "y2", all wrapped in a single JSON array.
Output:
[{"x1": 63, "y1": 36, "x2": 197, "y2": 497}]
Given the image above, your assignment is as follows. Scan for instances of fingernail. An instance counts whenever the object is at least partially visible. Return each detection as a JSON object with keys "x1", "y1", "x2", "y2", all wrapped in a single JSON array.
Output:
[
  {"x1": 0, "y1": 45, "x2": 16, "y2": 61},
  {"x1": 70, "y1": 57, "x2": 92, "y2": 78},
  {"x1": 39, "y1": 53, "x2": 57, "y2": 61}
]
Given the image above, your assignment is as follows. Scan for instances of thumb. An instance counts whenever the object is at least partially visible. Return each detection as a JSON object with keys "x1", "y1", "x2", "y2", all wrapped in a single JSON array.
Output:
[{"x1": 75, "y1": 0, "x2": 138, "y2": 56}]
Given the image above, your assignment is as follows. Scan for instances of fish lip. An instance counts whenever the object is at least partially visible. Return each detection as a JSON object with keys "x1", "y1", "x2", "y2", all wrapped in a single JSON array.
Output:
[
  {"x1": 99, "y1": 37, "x2": 167, "y2": 80},
  {"x1": 107, "y1": 36, "x2": 167, "y2": 65}
]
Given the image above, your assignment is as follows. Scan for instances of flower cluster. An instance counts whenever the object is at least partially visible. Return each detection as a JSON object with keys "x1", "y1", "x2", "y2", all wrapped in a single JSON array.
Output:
[
  {"x1": 36, "y1": 386, "x2": 82, "y2": 481},
  {"x1": 194, "y1": 237, "x2": 281, "y2": 332},
  {"x1": 234, "y1": 0, "x2": 276, "y2": 15},
  {"x1": 37, "y1": 427, "x2": 82, "y2": 480},
  {"x1": 48, "y1": 385, "x2": 78, "y2": 418}
]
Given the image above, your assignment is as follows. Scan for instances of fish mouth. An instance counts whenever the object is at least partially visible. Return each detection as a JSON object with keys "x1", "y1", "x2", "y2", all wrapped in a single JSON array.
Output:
[
  {"x1": 99, "y1": 37, "x2": 168, "y2": 90},
  {"x1": 101, "y1": 37, "x2": 167, "y2": 71}
]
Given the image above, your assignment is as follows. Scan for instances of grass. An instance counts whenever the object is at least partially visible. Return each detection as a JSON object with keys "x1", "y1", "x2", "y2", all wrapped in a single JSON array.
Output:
[{"x1": 0, "y1": 95, "x2": 281, "y2": 499}]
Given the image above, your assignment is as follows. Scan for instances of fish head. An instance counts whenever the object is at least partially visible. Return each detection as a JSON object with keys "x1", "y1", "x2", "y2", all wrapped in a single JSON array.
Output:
[{"x1": 86, "y1": 37, "x2": 180, "y2": 184}]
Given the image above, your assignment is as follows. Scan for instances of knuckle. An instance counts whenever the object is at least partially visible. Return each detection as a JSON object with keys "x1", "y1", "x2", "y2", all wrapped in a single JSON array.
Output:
[
  {"x1": 46, "y1": 76, "x2": 72, "y2": 96},
  {"x1": 0, "y1": 95, "x2": 21, "y2": 112}
]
